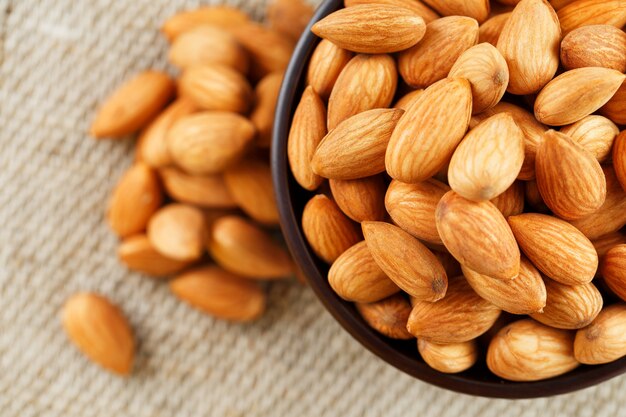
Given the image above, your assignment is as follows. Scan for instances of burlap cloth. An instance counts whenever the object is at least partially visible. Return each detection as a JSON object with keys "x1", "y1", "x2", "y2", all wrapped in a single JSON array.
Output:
[{"x1": 1, "y1": 0, "x2": 626, "y2": 415}]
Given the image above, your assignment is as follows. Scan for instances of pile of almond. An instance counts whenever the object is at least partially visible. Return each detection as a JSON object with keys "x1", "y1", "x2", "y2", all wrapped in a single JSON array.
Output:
[
  {"x1": 61, "y1": 1, "x2": 313, "y2": 376},
  {"x1": 290, "y1": 0, "x2": 626, "y2": 381}
]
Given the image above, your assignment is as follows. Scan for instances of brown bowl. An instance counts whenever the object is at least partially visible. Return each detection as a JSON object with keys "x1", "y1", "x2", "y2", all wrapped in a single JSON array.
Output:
[{"x1": 270, "y1": 0, "x2": 626, "y2": 398}]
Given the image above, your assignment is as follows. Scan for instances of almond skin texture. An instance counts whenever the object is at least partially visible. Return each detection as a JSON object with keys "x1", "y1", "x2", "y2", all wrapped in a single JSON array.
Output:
[
  {"x1": 170, "y1": 266, "x2": 265, "y2": 322},
  {"x1": 344, "y1": 0, "x2": 440, "y2": 22},
  {"x1": 393, "y1": 89, "x2": 423, "y2": 111},
  {"x1": 525, "y1": 180, "x2": 550, "y2": 213},
  {"x1": 448, "y1": 113, "x2": 525, "y2": 202},
  {"x1": 386, "y1": 78, "x2": 472, "y2": 183},
  {"x1": 385, "y1": 179, "x2": 450, "y2": 245},
  {"x1": 161, "y1": 6, "x2": 249, "y2": 40},
  {"x1": 436, "y1": 191, "x2": 520, "y2": 281},
  {"x1": 600, "y1": 81, "x2": 626, "y2": 125},
  {"x1": 306, "y1": 40, "x2": 354, "y2": 100},
  {"x1": 550, "y1": 0, "x2": 578, "y2": 9},
  {"x1": 615, "y1": 131, "x2": 626, "y2": 191},
  {"x1": 557, "y1": 0, "x2": 626, "y2": 35},
  {"x1": 478, "y1": 12, "x2": 510, "y2": 46},
  {"x1": 491, "y1": 181, "x2": 525, "y2": 218},
  {"x1": 147, "y1": 204, "x2": 207, "y2": 262},
  {"x1": 487, "y1": 319, "x2": 578, "y2": 381},
  {"x1": 535, "y1": 130, "x2": 606, "y2": 220},
  {"x1": 287, "y1": 86, "x2": 326, "y2": 191},
  {"x1": 356, "y1": 294, "x2": 414, "y2": 339},
  {"x1": 421, "y1": 0, "x2": 490, "y2": 22},
  {"x1": 251, "y1": 72, "x2": 283, "y2": 148},
  {"x1": 90, "y1": 71, "x2": 175, "y2": 138},
  {"x1": 560, "y1": 25, "x2": 626, "y2": 72},
  {"x1": 327, "y1": 54, "x2": 397, "y2": 130},
  {"x1": 574, "y1": 304, "x2": 626, "y2": 364},
  {"x1": 312, "y1": 108, "x2": 403, "y2": 180},
  {"x1": 302, "y1": 195, "x2": 361, "y2": 263},
  {"x1": 407, "y1": 277, "x2": 501, "y2": 343},
  {"x1": 448, "y1": 43, "x2": 509, "y2": 114},
  {"x1": 167, "y1": 112, "x2": 255, "y2": 175},
  {"x1": 560, "y1": 116, "x2": 619, "y2": 163},
  {"x1": 329, "y1": 175, "x2": 387, "y2": 222},
  {"x1": 508, "y1": 213, "x2": 598, "y2": 285},
  {"x1": 601, "y1": 245, "x2": 626, "y2": 302},
  {"x1": 118, "y1": 234, "x2": 191, "y2": 277},
  {"x1": 328, "y1": 241, "x2": 400, "y2": 303},
  {"x1": 398, "y1": 16, "x2": 479, "y2": 89},
  {"x1": 159, "y1": 167, "x2": 236, "y2": 209},
  {"x1": 312, "y1": 4, "x2": 426, "y2": 54},
  {"x1": 362, "y1": 221, "x2": 448, "y2": 301},
  {"x1": 593, "y1": 232, "x2": 626, "y2": 261},
  {"x1": 107, "y1": 163, "x2": 163, "y2": 238},
  {"x1": 534, "y1": 67, "x2": 626, "y2": 126},
  {"x1": 497, "y1": 0, "x2": 560, "y2": 95},
  {"x1": 62, "y1": 293, "x2": 134, "y2": 375},
  {"x1": 418, "y1": 339, "x2": 478, "y2": 374},
  {"x1": 461, "y1": 257, "x2": 547, "y2": 315}
]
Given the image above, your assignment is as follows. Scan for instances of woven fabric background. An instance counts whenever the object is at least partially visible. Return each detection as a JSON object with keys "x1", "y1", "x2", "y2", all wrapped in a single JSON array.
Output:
[{"x1": 1, "y1": 1, "x2": 625, "y2": 415}]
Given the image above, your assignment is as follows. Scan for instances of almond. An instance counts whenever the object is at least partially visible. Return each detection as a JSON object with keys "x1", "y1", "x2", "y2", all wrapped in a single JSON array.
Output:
[
  {"x1": 328, "y1": 241, "x2": 400, "y2": 303},
  {"x1": 385, "y1": 179, "x2": 450, "y2": 246},
  {"x1": 614, "y1": 131, "x2": 626, "y2": 191},
  {"x1": 487, "y1": 319, "x2": 578, "y2": 381},
  {"x1": 560, "y1": 25, "x2": 626, "y2": 72},
  {"x1": 524, "y1": 179, "x2": 550, "y2": 213},
  {"x1": 448, "y1": 113, "x2": 525, "y2": 201},
  {"x1": 161, "y1": 6, "x2": 249, "y2": 40},
  {"x1": 601, "y1": 244, "x2": 626, "y2": 301},
  {"x1": 170, "y1": 265, "x2": 265, "y2": 321},
  {"x1": 302, "y1": 194, "x2": 362, "y2": 263},
  {"x1": 356, "y1": 294, "x2": 414, "y2": 339},
  {"x1": 250, "y1": 72, "x2": 284, "y2": 148},
  {"x1": 593, "y1": 232, "x2": 626, "y2": 261},
  {"x1": 491, "y1": 181, "x2": 525, "y2": 218},
  {"x1": 90, "y1": 71, "x2": 175, "y2": 138},
  {"x1": 266, "y1": 0, "x2": 314, "y2": 41},
  {"x1": 398, "y1": 16, "x2": 479, "y2": 89},
  {"x1": 287, "y1": 86, "x2": 327, "y2": 191},
  {"x1": 167, "y1": 112, "x2": 255, "y2": 175},
  {"x1": 478, "y1": 12, "x2": 511, "y2": 46},
  {"x1": 550, "y1": 0, "x2": 577, "y2": 9},
  {"x1": 462, "y1": 257, "x2": 547, "y2": 315},
  {"x1": 327, "y1": 54, "x2": 397, "y2": 130},
  {"x1": 421, "y1": 0, "x2": 490, "y2": 22},
  {"x1": 534, "y1": 67, "x2": 626, "y2": 126},
  {"x1": 535, "y1": 130, "x2": 606, "y2": 220},
  {"x1": 312, "y1": 108, "x2": 403, "y2": 180},
  {"x1": 600, "y1": 80, "x2": 626, "y2": 125},
  {"x1": 557, "y1": 0, "x2": 626, "y2": 35},
  {"x1": 160, "y1": 167, "x2": 235, "y2": 209},
  {"x1": 560, "y1": 116, "x2": 619, "y2": 163},
  {"x1": 407, "y1": 276, "x2": 501, "y2": 343},
  {"x1": 508, "y1": 213, "x2": 598, "y2": 285},
  {"x1": 386, "y1": 78, "x2": 472, "y2": 183},
  {"x1": 435, "y1": 250, "x2": 463, "y2": 278},
  {"x1": 436, "y1": 191, "x2": 520, "y2": 280},
  {"x1": 363, "y1": 221, "x2": 448, "y2": 301},
  {"x1": 118, "y1": 234, "x2": 192, "y2": 277},
  {"x1": 329, "y1": 175, "x2": 387, "y2": 223},
  {"x1": 62, "y1": 293, "x2": 134, "y2": 375},
  {"x1": 392, "y1": 89, "x2": 423, "y2": 111},
  {"x1": 306, "y1": 40, "x2": 354, "y2": 100},
  {"x1": 147, "y1": 203, "x2": 207, "y2": 262},
  {"x1": 574, "y1": 303, "x2": 626, "y2": 364},
  {"x1": 418, "y1": 339, "x2": 478, "y2": 374},
  {"x1": 107, "y1": 163, "x2": 163, "y2": 238}
]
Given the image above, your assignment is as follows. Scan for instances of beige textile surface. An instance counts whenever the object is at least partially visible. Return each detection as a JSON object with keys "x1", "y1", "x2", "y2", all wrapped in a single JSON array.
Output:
[{"x1": 1, "y1": 0, "x2": 626, "y2": 416}]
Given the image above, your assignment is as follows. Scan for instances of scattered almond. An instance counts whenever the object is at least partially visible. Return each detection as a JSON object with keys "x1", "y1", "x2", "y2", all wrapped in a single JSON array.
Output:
[
  {"x1": 118, "y1": 234, "x2": 191, "y2": 277},
  {"x1": 159, "y1": 167, "x2": 236, "y2": 209},
  {"x1": 161, "y1": 6, "x2": 249, "y2": 40},
  {"x1": 250, "y1": 71, "x2": 284, "y2": 148},
  {"x1": 147, "y1": 204, "x2": 207, "y2": 262},
  {"x1": 266, "y1": 0, "x2": 314, "y2": 41}
]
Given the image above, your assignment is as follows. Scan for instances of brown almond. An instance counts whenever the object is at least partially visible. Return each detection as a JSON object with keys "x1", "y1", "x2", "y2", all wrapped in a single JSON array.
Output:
[
  {"x1": 557, "y1": 0, "x2": 626, "y2": 35},
  {"x1": 161, "y1": 6, "x2": 249, "y2": 40},
  {"x1": 561, "y1": 25, "x2": 626, "y2": 72},
  {"x1": 393, "y1": 89, "x2": 423, "y2": 111},
  {"x1": 600, "y1": 80, "x2": 626, "y2": 125},
  {"x1": 601, "y1": 245, "x2": 626, "y2": 301},
  {"x1": 478, "y1": 12, "x2": 511, "y2": 46},
  {"x1": 421, "y1": 0, "x2": 490, "y2": 22},
  {"x1": 159, "y1": 167, "x2": 236, "y2": 209},
  {"x1": 434, "y1": 250, "x2": 463, "y2": 278},
  {"x1": 560, "y1": 116, "x2": 619, "y2": 163},
  {"x1": 344, "y1": 0, "x2": 439, "y2": 22},
  {"x1": 491, "y1": 181, "x2": 525, "y2": 218},
  {"x1": 306, "y1": 40, "x2": 354, "y2": 100},
  {"x1": 615, "y1": 131, "x2": 626, "y2": 191},
  {"x1": 574, "y1": 303, "x2": 626, "y2": 364},
  {"x1": 418, "y1": 339, "x2": 478, "y2": 374},
  {"x1": 250, "y1": 72, "x2": 283, "y2": 148},
  {"x1": 593, "y1": 232, "x2": 626, "y2": 261},
  {"x1": 356, "y1": 294, "x2": 414, "y2": 339},
  {"x1": 266, "y1": 0, "x2": 314, "y2": 41},
  {"x1": 147, "y1": 204, "x2": 207, "y2": 262},
  {"x1": 550, "y1": 0, "x2": 577, "y2": 9},
  {"x1": 525, "y1": 179, "x2": 550, "y2": 213},
  {"x1": 118, "y1": 234, "x2": 192, "y2": 277},
  {"x1": 329, "y1": 175, "x2": 387, "y2": 223}
]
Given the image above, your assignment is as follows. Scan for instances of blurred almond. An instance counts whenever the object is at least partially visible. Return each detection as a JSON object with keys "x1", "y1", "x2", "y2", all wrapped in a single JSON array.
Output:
[
  {"x1": 560, "y1": 116, "x2": 619, "y2": 163},
  {"x1": 393, "y1": 89, "x2": 423, "y2": 111},
  {"x1": 161, "y1": 6, "x2": 249, "y2": 40},
  {"x1": 306, "y1": 40, "x2": 354, "y2": 100},
  {"x1": 147, "y1": 204, "x2": 207, "y2": 262},
  {"x1": 267, "y1": 0, "x2": 314, "y2": 41},
  {"x1": 418, "y1": 339, "x2": 478, "y2": 374},
  {"x1": 600, "y1": 81, "x2": 626, "y2": 125},
  {"x1": 601, "y1": 245, "x2": 626, "y2": 301},
  {"x1": 251, "y1": 72, "x2": 283, "y2": 148},
  {"x1": 329, "y1": 175, "x2": 386, "y2": 222},
  {"x1": 614, "y1": 131, "x2": 626, "y2": 191},
  {"x1": 421, "y1": 0, "x2": 489, "y2": 22},
  {"x1": 478, "y1": 12, "x2": 510, "y2": 46},
  {"x1": 491, "y1": 181, "x2": 525, "y2": 218},
  {"x1": 118, "y1": 234, "x2": 191, "y2": 277},
  {"x1": 557, "y1": 0, "x2": 626, "y2": 35},
  {"x1": 550, "y1": 0, "x2": 577, "y2": 9},
  {"x1": 159, "y1": 167, "x2": 236, "y2": 209},
  {"x1": 574, "y1": 303, "x2": 626, "y2": 364},
  {"x1": 560, "y1": 25, "x2": 626, "y2": 72},
  {"x1": 356, "y1": 294, "x2": 414, "y2": 339}
]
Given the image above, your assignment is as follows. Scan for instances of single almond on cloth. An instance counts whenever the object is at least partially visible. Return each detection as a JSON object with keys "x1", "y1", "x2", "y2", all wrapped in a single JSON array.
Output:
[
  {"x1": 147, "y1": 204, "x2": 207, "y2": 262},
  {"x1": 136, "y1": 98, "x2": 197, "y2": 168},
  {"x1": 266, "y1": 0, "x2": 314, "y2": 41},
  {"x1": 287, "y1": 86, "x2": 327, "y2": 191},
  {"x1": 600, "y1": 80, "x2": 626, "y2": 125},
  {"x1": 508, "y1": 213, "x2": 598, "y2": 285},
  {"x1": 328, "y1": 240, "x2": 400, "y2": 303},
  {"x1": 407, "y1": 276, "x2": 501, "y2": 343},
  {"x1": 560, "y1": 116, "x2": 619, "y2": 163},
  {"x1": 208, "y1": 215, "x2": 293, "y2": 280},
  {"x1": 535, "y1": 130, "x2": 606, "y2": 220},
  {"x1": 534, "y1": 67, "x2": 626, "y2": 126},
  {"x1": 327, "y1": 54, "x2": 397, "y2": 130},
  {"x1": 461, "y1": 257, "x2": 547, "y2": 315},
  {"x1": 418, "y1": 339, "x2": 478, "y2": 374},
  {"x1": 574, "y1": 303, "x2": 626, "y2": 365},
  {"x1": 107, "y1": 163, "x2": 163, "y2": 238},
  {"x1": 478, "y1": 12, "x2": 510, "y2": 46},
  {"x1": 421, "y1": 0, "x2": 489, "y2": 22},
  {"x1": 312, "y1": 108, "x2": 403, "y2": 180},
  {"x1": 614, "y1": 131, "x2": 626, "y2": 191},
  {"x1": 167, "y1": 112, "x2": 255, "y2": 175},
  {"x1": 386, "y1": 77, "x2": 472, "y2": 183},
  {"x1": 178, "y1": 64, "x2": 252, "y2": 114},
  {"x1": 329, "y1": 175, "x2": 387, "y2": 223},
  {"x1": 448, "y1": 113, "x2": 525, "y2": 202},
  {"x1": 90, "y1": 71, "x2": 175, "y2": 138},
  {"x1": 345, "y1": 0, "x2": 440, "y2": 22},
  {"x1": 557, "y1": 0, "x2": 626, "y2": 35},
  {"x1": 306, "y1": 39, "x2": 354, "y2": 100},
  {"x1": 601, "y1": 244, "x2": 626, "y2": 302},
  {"x1": 118, "y1": 234, "x2": 192, "y2": 277},
  {"x1": 362, "y1": 221, "x2": 448, "y2": 301},
  {"x1": 302, "y1": 194, "x2": 361, "y2": 263},
  {"x1": 393, "y1": 89, "x2": 423, "y2": 111},
  {"x1": 159, "y1": 167, "x2": 236, "y2": 209},
  {"x1": 398, "y1": 16, "x2": 479, "y2": 89},
  {"x1": 490, "y1": 181, "x2": 525, "y2": 218},
  {"x1": 525, "y1": 179, "x2": 550, "y2": 213},
  {"x1": 487, "y1": 319, "x2": 578, "y2": 381},
  {"x1": 560, "y1": 25, "x2": 626, "y2": 72},
  {"x1": 436, "y1": 191, "x2": 520, "y2": 280},
  {"x1": 62, "y1": 293, "x2": 134, "y2": 375},
  {"x1": 168, "y1": 25, "x2": 249, "y2": 73},
  {"x1": 385, "y1": 178, "x2": 450, "y2": 246},
  {"x1": 170, "y1": 265, "x2": 266, "y2": 322},
  {"x1": 250, "y1": 71, "x2": 283, "y2": 148},
  {"x1": 356, "y1": 294, "x2": 414, "y2": 340},
  {"x1": 161, "y1": 6, "x2": 249, "y2": 40}
]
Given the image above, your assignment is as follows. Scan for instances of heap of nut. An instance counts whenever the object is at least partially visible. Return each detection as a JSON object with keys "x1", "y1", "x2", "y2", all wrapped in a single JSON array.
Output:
[
  {"x1": 289, "y1": 0, "x2": 626, "y2": 381},
  {"x1": 61, "y1": 1, "x2": 313, "y2": 376}
]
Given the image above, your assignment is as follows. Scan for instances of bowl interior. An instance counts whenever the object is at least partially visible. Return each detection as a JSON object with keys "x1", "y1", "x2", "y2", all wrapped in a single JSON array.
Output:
[{"x1": 271, "y1": 0, "x2": 626, "y2": 399}]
